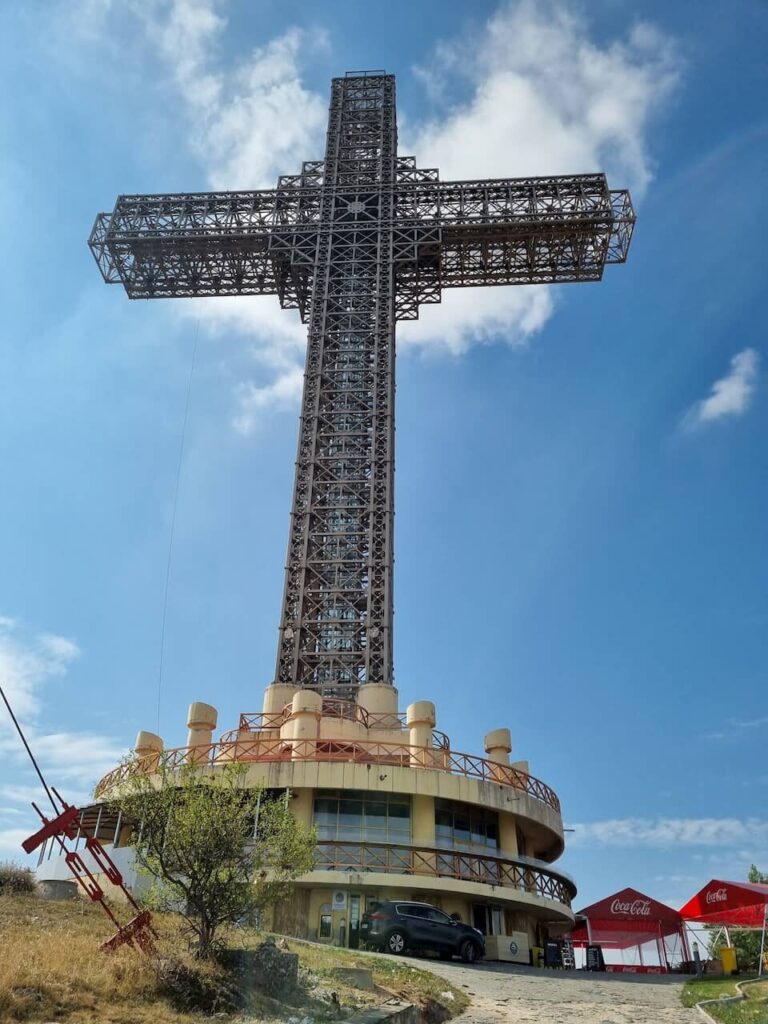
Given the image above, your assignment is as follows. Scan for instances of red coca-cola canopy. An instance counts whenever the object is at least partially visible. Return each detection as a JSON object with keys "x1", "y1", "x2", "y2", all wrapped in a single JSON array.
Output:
[
  {"x1": 571, "y1": 887, "x2": 683, "y2": 945},
  {"x1": 679, "y1": 880, "x2": 768, "y2": 927}
]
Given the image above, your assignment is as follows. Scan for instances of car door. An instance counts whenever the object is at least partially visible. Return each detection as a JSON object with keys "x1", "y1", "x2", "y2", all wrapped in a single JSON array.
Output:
[
  {"x1": 425, "y1": 907, "x2": 459, "y2": 950},
  {"x1": 396, "y1": 904, "x2": 430, "y2": 947}
]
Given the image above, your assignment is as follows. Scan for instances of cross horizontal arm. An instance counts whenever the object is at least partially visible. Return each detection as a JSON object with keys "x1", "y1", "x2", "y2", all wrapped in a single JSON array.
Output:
[
  {"x1": 393, "y1": 174, "x2": 635, "y2": 312},
  {"x1": 88, "y1": 188, "x2": 321, "y2": 312}
]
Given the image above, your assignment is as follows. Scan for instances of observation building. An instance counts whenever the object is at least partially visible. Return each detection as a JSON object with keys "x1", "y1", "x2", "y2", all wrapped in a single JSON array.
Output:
[
  {"x1": 38, "y1": 687, "x2": 575, "y2": 955},
  {"x1": 36, "y1": 70, "x2": 634, "y2": 957}
]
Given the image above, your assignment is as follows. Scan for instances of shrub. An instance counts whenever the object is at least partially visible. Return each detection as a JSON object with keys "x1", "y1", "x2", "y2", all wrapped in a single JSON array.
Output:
[{"x1": 0, "y1": 862, "x2": 35, "y2": 895}]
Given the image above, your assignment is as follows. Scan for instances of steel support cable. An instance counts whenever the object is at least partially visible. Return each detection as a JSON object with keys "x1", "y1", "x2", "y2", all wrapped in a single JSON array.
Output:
[
  {"x1": 0, "y1": 682, "x2": 58, "y2": 813},
  {"x1": 156, "y1": 321, "x2": 200, "y2": 732}
]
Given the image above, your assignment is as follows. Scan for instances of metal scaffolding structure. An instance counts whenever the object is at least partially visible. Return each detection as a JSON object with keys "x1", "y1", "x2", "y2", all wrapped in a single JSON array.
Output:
[{"x1": 89, "y1": 72, "x2": 635, "y2": 697}]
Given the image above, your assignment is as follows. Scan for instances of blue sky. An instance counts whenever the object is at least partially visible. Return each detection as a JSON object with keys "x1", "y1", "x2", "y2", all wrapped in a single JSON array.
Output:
[{"x1": 0, "y1": 0, "x2": 766, "y2": 913}]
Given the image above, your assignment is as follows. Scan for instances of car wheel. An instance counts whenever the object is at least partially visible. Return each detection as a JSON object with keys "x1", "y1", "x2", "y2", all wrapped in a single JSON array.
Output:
[
  {"x1": 386, "y1": 930, "x2": 407, "y2": 955},
  {"x1": 460, "y1": 939, "x2": 479, "y2": 964}
]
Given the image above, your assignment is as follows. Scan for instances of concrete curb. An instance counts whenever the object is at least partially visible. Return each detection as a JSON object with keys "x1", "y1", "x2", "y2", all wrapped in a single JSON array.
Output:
[
  {"x1": 345, "y1": 1003, "x2": 419, "y2": 1023},
  {"x1": 695, "y1": 977, "x2": 766, "y2": 1022}
]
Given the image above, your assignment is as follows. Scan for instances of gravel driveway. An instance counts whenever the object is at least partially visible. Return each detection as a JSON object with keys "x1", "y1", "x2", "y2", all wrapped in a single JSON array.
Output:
[{"x1": 402, "y1": 958, "x2": 700, "y2": 1024}]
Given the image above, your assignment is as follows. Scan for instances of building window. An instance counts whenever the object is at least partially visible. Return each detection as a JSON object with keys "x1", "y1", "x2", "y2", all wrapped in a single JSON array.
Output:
[
  {"x1": 313, "y1": 790, "x2": 411, "y2": 845},
  {"x1": 318, "y1": 902, "x2": 332, "y2": 940},
  {"x1": 435, "y1": 799, "x2": 499, "y2": 853}
]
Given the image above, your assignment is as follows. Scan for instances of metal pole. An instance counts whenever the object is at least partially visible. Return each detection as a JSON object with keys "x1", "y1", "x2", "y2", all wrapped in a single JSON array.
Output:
[
  {"x1": 681, "y1": 924, "x2": 692, "y2": 964},
  {"x1": 0, "y1": 683, "x2": 58, "y2": 812},
  {"x1": 253, "y1": 791, "x2": 262, "y2": 840}
]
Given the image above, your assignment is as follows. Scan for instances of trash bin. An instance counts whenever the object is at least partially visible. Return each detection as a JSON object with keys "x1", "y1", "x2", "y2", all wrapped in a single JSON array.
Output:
[
  {"x1": 720, "y1": 948, "x2": 737, "y2": 975},
  {"x1": 532, "y1": 946, "x2": 544, "y2": 968}
]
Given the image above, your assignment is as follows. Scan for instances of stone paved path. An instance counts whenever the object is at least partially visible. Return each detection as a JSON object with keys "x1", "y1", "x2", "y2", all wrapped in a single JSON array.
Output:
[{"x1": 401, "y1": 958, "x2": 700, "y2": 1024}]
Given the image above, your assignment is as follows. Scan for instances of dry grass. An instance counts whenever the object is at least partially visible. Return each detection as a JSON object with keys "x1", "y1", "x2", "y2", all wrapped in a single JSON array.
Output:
[
  {"x1": 0, "y1": 893, "x2": 468, "y2": 1023},
  {"x1": 0, "y1": 893, "x2": 223, "y2": 1023}
]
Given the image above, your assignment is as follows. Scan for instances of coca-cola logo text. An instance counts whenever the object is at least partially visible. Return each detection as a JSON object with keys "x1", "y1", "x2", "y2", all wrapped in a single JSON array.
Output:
[
  {"x1": 610, "y1": 898, "x2": 651, "y2": 916},
  {"x1": 706, "y1": 888, "x2": 728, "y2": 904}
]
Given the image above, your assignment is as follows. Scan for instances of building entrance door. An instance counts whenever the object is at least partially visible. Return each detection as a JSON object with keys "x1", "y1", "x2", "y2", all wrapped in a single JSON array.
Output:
[
  {"x1": 473, "y1": 904, "x2": 505, "y2": 936},
  {"x1": 349, "y1": 894, "x2": 362, "y2": 949},
  {"x1": 473, "y1": 905, "x2": 488, "y2": 934}
]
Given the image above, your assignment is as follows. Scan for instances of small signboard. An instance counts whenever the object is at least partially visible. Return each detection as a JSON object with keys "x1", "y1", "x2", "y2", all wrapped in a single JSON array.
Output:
[
  {"x1": 586, "y1": 944, "x2": 606, "y2": 972},
  {"x1": 484, "y1": 932, "x2": 530, "y2": 964},
  {"x1": 332, "y1": 890, "x2": 348, "y2": 911},
  {"x1": 544, "y1": 940, "x2": 562, "y2": 968}
]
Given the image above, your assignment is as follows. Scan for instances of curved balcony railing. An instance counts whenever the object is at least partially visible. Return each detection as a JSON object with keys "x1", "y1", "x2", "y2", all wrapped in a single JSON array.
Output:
[
  {"x1": 313, "y1": 840, "x2": 575, "y2": 908},
  {"x1": 94, "y1": 736, "x2": 561, "y2": 814},
  {"x1": 221, "y1": 699, "x2": 451, "y2": 751}
]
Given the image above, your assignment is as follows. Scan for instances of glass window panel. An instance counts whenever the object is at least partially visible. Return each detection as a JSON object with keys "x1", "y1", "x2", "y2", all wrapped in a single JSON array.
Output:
[
  {"x1": 363, "y1": 801, "x2": 387, "y2": 822},
  {"x1": 454, "y1": 815, "x2": 470, "y2": 842},
  {"x1": 338, "y1": 824, "x2": 362, "y2": 842},
  {"x1": 339, "y1": 799, "x2": 363, "y2": 825},
  {"x1": 435, "y1": 809, "x2": 452, "y2": 828},
  {"x1": 387, "y1": 802, "x2": 410, "y2": 820},
  {"x1": 388, "y1": 829, "x2": 410, "y2": 843},
  {"x1": 313, "y1": 798, "x2": 337, "y2": 824}
]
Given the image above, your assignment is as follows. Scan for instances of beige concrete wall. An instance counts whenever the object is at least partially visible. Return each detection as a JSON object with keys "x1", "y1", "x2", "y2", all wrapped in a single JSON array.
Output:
[
  {"x1": 498, "y1": 809, "x2": 519, "y2": 857},
  {"x1": 290, "y1": 787, "x2": 314, "y2": 827}
]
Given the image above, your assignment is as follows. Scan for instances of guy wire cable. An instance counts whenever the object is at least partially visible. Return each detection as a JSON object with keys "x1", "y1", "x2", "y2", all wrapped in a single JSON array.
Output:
[
  {"x1": 156, "y1": 320, "x2": 200, "y2": 733},
  {"x1": 0, "y1": 682, "x2": 58, "y2": 813}
]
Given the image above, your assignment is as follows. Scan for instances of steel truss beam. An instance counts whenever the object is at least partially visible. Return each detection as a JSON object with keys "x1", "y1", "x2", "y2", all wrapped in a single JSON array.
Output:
[{"x1": 89, "y1": 72, "x2": 635, "y2": 696}]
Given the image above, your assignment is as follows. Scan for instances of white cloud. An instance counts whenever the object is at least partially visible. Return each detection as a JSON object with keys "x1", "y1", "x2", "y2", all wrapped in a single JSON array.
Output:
[
  {"x1": 684, "y1": 348, "x2": 760, "y2": 429},
  {"x1": 233, "y1": 366, "x2": 305, "y2": 436},
  {"x1": 410, "y1": 4, "x2": 679, "y2": 193},
  {"x1": 114, "y1": 1, "x2": 326, "y2": 431},
  {"x1": 0, "y1": 828, "x2": 32, "y2": 855},
  {"x1": 0, "y1": 617, "x2": 80, "y2": 721},
  {"x1": 399, "y1": 287, "x2": 554, "y2": 356},
  {"x1": 704, "y1": 714, "x2": 768, "y2": 741},
  {"x1": 0, "y1": 784, "x2": 47, "y2": 805},
  {"x1": 76, "y1": 0, "x2": 680, "y2": 424},
  {"x1": 142, "y1": 4, "x2": 327, "y2": 190},
  {"x1": 400, "y1": 1, "x2": 680, "y2": 354},
  {"x1": 0, "y1": 618, "x2": 124, "y2": 813},
  {"x1": 569, "y1": 817, "x2": 768, "y2": 848}
]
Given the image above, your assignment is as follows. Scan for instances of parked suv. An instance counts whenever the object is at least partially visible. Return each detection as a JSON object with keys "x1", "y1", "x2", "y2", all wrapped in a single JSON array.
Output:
[{"x1": 360, "y1": 901, "x2": 485, "y2": 963}]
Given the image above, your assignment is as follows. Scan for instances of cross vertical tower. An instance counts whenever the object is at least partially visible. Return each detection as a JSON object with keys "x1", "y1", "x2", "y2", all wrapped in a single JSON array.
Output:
[
  {"x1": 278, "y1": 74, "x2": 396, "y2": 695},
  {"x1": 88, "y1": 70, "x2": 635, "y2": 702}
]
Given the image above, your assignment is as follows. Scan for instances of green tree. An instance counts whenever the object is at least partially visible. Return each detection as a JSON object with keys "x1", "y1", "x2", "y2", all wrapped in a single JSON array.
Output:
[
  {"x1": 706, "y1": 865, "x2": 768, "y2": 971},
  {"x1": 109, "y1": 761, "x2": 315, "y2": 957}
]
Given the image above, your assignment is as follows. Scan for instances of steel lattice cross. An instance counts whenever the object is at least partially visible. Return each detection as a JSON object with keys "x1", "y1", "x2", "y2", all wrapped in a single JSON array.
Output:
[{"x1": 89, "y1": 72, "x2": 635, "y2": 697}]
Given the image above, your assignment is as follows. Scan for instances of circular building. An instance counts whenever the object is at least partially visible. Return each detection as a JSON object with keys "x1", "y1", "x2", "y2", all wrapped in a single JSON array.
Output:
[{"x1": 36, "y1": 682, "x2": 575, "y2": 958}]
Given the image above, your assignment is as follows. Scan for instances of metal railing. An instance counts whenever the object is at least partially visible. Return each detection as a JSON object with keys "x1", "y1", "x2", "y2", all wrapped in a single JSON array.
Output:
[
  {"x1": 313, "y1": 840, "x2": 574, "y2": 907},
  {"x1": 94, "y1": 736, "x2": 561, "y2": 813},
  {"x1": 219, "y1": 699, "x2": 451, "y2": 750}
]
